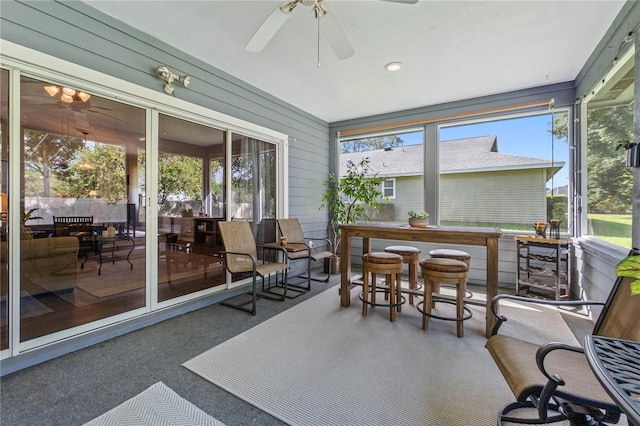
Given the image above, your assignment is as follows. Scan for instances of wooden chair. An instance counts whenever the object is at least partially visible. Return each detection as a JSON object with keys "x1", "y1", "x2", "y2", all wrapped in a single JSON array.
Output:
[
  {"x1": 485, "y1": 249, "x2": 640, "y2": 425},
  {"x1": 218, "y1": 221, "x2": 289, "y2": 315},
  {"x1": 277, "y1": 218, "x2": 333, "y2": 290}
]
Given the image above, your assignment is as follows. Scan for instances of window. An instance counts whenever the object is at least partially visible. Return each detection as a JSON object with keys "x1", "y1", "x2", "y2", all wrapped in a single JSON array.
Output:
[
  {"x1": 439, "y1": 110, "x2": 569, "y2": 232},
  {"x1": 339, "y1": 129, "x2": 424, "y2": 222},
  {"x1": 584, "y1": 49, "x2": 633, "y2": 249},
  {"x1": 382, "y1": 179, "x2": 396, "y2": 199}
]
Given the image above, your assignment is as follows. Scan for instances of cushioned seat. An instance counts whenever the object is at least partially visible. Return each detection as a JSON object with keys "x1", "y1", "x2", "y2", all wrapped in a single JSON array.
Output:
[
  {"x1": 429, "y1": 248, "x2": 472, "y2": 303},
  {"x1": 361, "y1": 252, "x2": 404, "y2": 322},
  {"x1": 419, "y1": 257, "x2": 470, "y2": 337}
]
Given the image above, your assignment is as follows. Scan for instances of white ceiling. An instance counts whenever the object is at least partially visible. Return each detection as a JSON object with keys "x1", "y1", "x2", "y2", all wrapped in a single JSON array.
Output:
[{"x1": 83, "y1": 0, "x2": 625, "y2": 123}]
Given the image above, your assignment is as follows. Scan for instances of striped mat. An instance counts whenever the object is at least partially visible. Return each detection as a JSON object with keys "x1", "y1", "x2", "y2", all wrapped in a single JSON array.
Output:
[
  {"x1": 184, "y1": 287, "x2": 581, "y2": 426},
  {"x1": 83, "y1": 382, "x2": 225, "y2": 426}
]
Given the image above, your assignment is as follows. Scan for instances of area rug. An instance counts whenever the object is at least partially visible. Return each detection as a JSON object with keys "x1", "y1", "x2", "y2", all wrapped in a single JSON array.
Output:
[
  {"x1": 184, "y1": 288, "x2": 579, "y2": 426},
  {"x1": 75, "y1": 250, "x2": 219, "y2": 299},
  {"x1": 83, "y1": 382, "x2": 225, "y2": 426}
]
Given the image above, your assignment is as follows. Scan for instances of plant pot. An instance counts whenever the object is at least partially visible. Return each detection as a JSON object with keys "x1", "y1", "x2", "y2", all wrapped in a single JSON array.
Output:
[
  {"x1": 324, "y1": 256, "x2": 341, "y2": 275},
  {"x1": 626, "y1": 143, "x2": 640, "y2": 167},
  {"x1": 408, "y1": 217, "x2": 429, "y2": 227}
]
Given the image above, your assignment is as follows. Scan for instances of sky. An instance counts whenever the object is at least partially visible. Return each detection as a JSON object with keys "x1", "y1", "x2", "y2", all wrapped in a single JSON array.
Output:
[{"x1": 397, "y1": 112, "x2": 569, "y2": 188}]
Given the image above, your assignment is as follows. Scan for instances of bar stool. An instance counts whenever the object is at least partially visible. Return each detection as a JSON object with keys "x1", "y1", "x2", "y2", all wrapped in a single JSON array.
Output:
[
  {"x1": 419, "y1": 258, "x2": 471, "y2": 337},
  {"x1": 360, "y1": 252, "x2": 404, "y2": 321},
  {"x1": 428, "y1": 249, "x2": 473, "y2": 305},
  {"x1": 384, "y1": 245, "x2": 421, "y2": 305}
]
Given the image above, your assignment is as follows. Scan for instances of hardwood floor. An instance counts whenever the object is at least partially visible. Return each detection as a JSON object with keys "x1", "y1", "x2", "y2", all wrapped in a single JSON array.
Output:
[{"x1": 1, "y1": 250, "x2": 228, "y2": 348}]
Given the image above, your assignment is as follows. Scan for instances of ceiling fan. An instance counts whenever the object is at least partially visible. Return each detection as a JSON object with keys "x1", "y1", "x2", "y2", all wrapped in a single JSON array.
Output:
[{"x1": 246, "y1": 0, "x2": 418, "y2": 61}]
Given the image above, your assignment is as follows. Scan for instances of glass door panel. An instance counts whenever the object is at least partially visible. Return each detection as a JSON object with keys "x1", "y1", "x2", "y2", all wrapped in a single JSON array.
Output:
[
  {"x1": 1, "y1": 68, "x2": 9, "y2": 350},
  {"x1": 19, "y1": 76, "x2": 146, "y2": 341},
  {"x1": 157, "y1": 114, "x2": 226, "y2": 302}
]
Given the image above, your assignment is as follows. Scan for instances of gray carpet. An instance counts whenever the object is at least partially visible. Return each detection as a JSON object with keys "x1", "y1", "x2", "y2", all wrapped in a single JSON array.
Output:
[{"x1": 0, "y1": 276, "x2": 597, "y2": 426}]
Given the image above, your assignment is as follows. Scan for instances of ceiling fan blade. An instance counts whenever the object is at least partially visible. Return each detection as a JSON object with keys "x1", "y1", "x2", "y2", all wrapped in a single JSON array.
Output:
[
  {"x1": 246, "y1": 5, "x2": 294, "y2": 52},
  {"x1": 379, "y1": 0, "x2": 419, "y2": 3},
  {"x1": 321, "y1": 12, "x2": 355, "y2": 60}
]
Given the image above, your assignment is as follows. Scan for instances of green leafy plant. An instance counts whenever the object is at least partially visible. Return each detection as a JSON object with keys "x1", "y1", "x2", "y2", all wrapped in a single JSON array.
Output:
[
  {"x1": 320, "y1": 157, "x2": 385, "y2": 257},
  {"x1": 408, "y1": 210, "x2": 429, "y2": 219},
  {"x1": 21, "y1": 208, "x2": 43, "y2": 225},
  {"x1": 615, "y1": 252, "x2": 640, "y2": 296}
]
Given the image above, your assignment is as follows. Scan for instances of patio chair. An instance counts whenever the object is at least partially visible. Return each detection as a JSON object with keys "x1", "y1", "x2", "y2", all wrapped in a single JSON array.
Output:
[
  {"x1": 485, "y1": 248, "x2": 640, "y2": 425},
  {"x1": 218, "y1": 220, "x2": 289, "y2": 315},
  {"x1": 277, "y1": 218, "x2": 333, "y2": 290}
]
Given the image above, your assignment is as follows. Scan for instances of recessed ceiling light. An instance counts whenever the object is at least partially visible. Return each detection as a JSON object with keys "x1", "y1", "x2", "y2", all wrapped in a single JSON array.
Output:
[{"x1": 385, "y1": 62, "x2": 402, "y2": 72}]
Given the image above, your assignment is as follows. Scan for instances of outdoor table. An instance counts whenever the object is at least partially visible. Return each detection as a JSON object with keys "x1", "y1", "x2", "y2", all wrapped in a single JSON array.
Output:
[
  {"x1": 584, "y1": 335, "x2": 640, "y2": 426},
  {"x1": 339, "y1": 223, "x2": 502, "y2": 337}
]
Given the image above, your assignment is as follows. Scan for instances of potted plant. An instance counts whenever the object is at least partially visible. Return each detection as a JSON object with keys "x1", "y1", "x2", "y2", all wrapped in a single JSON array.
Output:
[
  {"x1": 407, "y1": 210, "x2": 430, "y2": 227},
  {"x1": 320, "y1": 157, "x2": 385, "y2": 274},
  {"x1": 616, "y1": 251, "x2": 640, "y2": 296}
]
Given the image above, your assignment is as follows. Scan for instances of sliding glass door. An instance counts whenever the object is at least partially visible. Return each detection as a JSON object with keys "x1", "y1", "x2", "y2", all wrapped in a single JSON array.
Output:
[
  {"x1": 157, "y1": 114, "x2": 226, "y2": 302},
  {"x1": 19, "y1": 75, "x2": 146, "y2": 342}
]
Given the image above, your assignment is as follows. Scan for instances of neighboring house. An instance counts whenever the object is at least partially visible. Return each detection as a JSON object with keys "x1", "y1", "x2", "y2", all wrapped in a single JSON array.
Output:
[{"x1": 340, "y1": 136, "x2": 564, "y2": 225}]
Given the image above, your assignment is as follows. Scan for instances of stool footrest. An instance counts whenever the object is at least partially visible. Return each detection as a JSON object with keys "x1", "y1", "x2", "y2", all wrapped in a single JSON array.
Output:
[
  {"x1": 360, "y1": 290, "x2": 406, "y2": 308},
  {"x1": 416, "y1": 300, "x2": 472, "y2": 322}
]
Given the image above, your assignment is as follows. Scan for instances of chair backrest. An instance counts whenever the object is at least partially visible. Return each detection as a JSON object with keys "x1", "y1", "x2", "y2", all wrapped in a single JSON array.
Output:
[
  {"x1": 594, "y1": 275, "x2": 640, "y2": 342},
  {"x1": 53, "y1": 216, "x2": 93, "y2": 236},
  {"x1": 277, "y1": 218, "x2": 305, "y2": 244},
  {"x1": 218, "y1": 221, "x2": 257, "y2": 273}
]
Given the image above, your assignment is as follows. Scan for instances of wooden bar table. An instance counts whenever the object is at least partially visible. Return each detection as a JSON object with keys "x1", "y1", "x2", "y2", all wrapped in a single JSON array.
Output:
[{"x1": 339, "y1": 223, "x2": 502, "y2": 337}]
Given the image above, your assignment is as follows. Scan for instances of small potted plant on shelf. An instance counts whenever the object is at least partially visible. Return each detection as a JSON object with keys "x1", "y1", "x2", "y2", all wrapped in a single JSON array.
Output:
[
  {"x1": 408, "y1": 210, "x2": 429, "y2": 227},
  {"x1": 320, "y1": 157, "x2": 385, "y2": 274}
]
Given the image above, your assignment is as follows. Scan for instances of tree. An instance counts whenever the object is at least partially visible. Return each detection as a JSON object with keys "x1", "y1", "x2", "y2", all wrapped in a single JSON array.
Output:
[
  {"x1": 65, "y1": 143, "x2": 126, "y2": 204},
  {"x1": 157, "y1": 153, "x2": 203, "y2": 205},
  {"x1": 341, "y1": 135, "x2": 405, "y2": 153},
  {"x1": 22, "y1": 130, "x2": 83, "y2": 197},
  {"x1": 586, "y1": 105, "x2": 633, "y2": 213}
]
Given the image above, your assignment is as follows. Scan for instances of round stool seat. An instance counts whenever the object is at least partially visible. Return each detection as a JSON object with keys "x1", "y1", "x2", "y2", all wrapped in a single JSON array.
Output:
[
  {"x1": 429, "y1": 249, "x2": 471, "y2": 265},
  {"x1": 384, "y1": 245, "x2": 421, "y2": 256},
  {"x1": 363, "y1": 252, "x2": 403, "y2": 264},
  {"x1": 420, "y1": 257, "x2": 468, "y2": 273},
  {"x1": 419, "y1": 258, "x2": 470, "y2": 337},
  {"x1": 361, "y1": 252, "x2": 404, "y2": 321}
]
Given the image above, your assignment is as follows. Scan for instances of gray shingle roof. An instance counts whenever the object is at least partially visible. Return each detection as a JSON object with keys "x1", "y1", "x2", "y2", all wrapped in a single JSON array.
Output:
[{"x1": 340, "y1": 136, "x2": 564, "y2": 180}]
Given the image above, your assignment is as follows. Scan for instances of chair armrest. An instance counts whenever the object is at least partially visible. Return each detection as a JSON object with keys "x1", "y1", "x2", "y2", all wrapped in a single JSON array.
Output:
[
  {"x1": 489, "y1": 294, "x2": 605, "y2": 336},
  {"x1": 220, "y1": 250, "x2": 257, "y2": 273},
  {"x1": 304, "y1": 237, "x2": 332, "y2": 252},
  {"x1": 256, "y1": 245, "x2": 291, "y2": 263},
  {"x1": 536, "y1": 341, "x2": 585, "y2": 382},
  {"x1": 534, "y1": 341, "x2": 586, "y2": 421}
]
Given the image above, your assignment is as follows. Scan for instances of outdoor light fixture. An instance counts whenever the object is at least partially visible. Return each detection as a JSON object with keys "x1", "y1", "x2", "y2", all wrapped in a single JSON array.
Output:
[
  {"x1": 385, "y1": 62, "x2": 402, "y2": 72},
  {"x1": 155, "y1": 65, "x2": 191, "y2": 95},
  {"x1": 43, "y1": 85, "x2": 91, "y2": 103}
]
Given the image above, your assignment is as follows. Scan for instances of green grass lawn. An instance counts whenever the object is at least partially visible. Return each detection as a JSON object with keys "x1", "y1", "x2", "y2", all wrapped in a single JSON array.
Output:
[{"x1": 587, "y1": 214, "x2": 632, "y2": 248}]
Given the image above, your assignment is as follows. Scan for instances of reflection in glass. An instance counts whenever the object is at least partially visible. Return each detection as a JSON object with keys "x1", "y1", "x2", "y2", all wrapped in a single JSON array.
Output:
[
  {"x1": 1, "y1": 69, "x2": 9, "y2": 350},
  {"x1": 19, "y1": 76, "x2": 146, "y2": 342},
  {"x1": 231, "y1": 134, "x2": 277, "y2": 242},
  {"x1": 157, "y1": 114, "x2": 226, "y2": 302}
]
